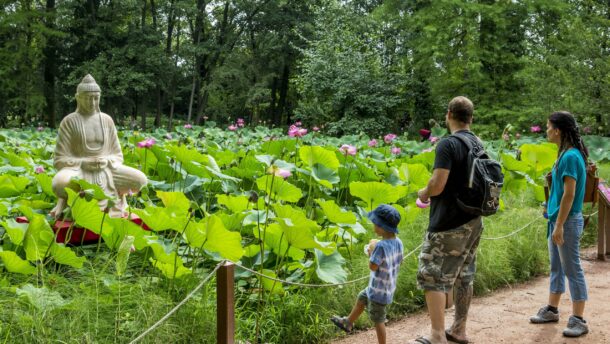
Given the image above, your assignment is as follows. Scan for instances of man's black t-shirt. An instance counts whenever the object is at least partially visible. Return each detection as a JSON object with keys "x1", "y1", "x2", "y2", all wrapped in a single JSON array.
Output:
[{"x1": 428, "y1": 130, "x2": 479, "y2": 232}]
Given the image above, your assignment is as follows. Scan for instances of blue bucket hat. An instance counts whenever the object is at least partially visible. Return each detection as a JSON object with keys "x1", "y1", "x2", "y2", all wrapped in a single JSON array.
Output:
[{"x1": 367, "y1": 204, "x2": 401, "y2": 234}]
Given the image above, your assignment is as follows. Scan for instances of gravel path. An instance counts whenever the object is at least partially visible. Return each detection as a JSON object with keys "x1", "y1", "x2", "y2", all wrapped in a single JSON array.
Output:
[{"x1": 333, "y1": 249, "x2": 610, "y2": 344}]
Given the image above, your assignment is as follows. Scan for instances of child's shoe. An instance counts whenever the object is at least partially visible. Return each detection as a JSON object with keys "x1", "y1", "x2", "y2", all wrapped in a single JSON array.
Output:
[{"x1": 330, "y1": 316, "x2": 353, "y2": 333}]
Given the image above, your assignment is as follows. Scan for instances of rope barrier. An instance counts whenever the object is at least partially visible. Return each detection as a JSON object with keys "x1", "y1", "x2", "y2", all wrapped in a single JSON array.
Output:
[
  {"x1": 481, "y1": 217, "x2": 542, "y2": 240},
  {"x1": 128, "y1": 260, "x2": 226, "y2": 344},
  {"x1": 234, "y1": 243, "x2": 423, "y2": 288}
]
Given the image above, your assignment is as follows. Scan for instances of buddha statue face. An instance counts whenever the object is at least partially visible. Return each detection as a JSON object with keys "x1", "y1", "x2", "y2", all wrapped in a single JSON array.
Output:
[{"x1": 76, "y1": 91, "x2": 101, "y2": 115}]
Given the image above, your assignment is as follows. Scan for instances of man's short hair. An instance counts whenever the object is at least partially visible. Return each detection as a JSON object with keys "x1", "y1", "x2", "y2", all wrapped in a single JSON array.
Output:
[{"x1": 448, "y1": 96, "x2": 474, "y2": 124}]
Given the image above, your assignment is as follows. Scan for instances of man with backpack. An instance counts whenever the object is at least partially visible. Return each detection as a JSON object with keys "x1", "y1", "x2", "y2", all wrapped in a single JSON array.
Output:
[{"x1": 411, "y1": 96, "x2": 503, "y2": 344}]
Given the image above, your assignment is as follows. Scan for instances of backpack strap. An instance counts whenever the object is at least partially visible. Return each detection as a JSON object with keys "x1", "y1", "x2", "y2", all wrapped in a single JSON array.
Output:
[{"x1": 450, "y1": 132, "x2": 474, "y2": 151}]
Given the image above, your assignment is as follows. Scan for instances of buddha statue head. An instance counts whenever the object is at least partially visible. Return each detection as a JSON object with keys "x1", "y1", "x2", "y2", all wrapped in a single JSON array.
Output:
[{"x1": 75, "y1": 74, "x2": 101, "y2": 116}]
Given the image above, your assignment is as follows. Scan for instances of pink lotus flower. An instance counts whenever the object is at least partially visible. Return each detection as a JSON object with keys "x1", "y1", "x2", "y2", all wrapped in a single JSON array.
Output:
[
  {"x1": 429, "y1": 136, "x2": 439, "y2": 144},
  {"x1": 228, "y1": 124, "x2": 237, "y2": 131},
  {"x1": 35, "y1": 166, "x2": 45, "y2": 174},
  {"x1": 391, "y1": 147, "x2": 401, "y2": 155},
  {"x1": 36, "y1": 126, "x2": 44, "y2": 132},
  {"x1": 384, "y1": 133, "x2": 397, "y2": 144},
  {"x1": 184, "y1": 123, "x2": 193, "y2": 129},
  {"x1": 137, "y1": 138, "x2": 156, "y2": 149},
  {"x1": 339, "y1": 144, "x2": 357, "y2": 156},
  {"x1": 502, "y1": 133, "x2": 510, "y2": 141},
  {"x1": 288, "y1": 125, "x2": 307, "y2": 137},
  {"x1": 274, "y1": 168, "x2": 292, "y2": 179},
  {"x1": 368, "y1": 139, "x2": 378, "y2": 147},
  {"x1": 530, "y1": 125, "x2": 542, "y2": 133},
  {"x1": 583, "y1": 126, "x2": 592, "y2": 134},
  {"x1": 295, "y1": 121, "x2": 302, "y2": 127},
  {"x1": 236, "y1": 118, "x2": 245, "y2": 127},
  {"x1": 313, "y1": 126, "x2": 320, "y2": 132},
  {"x1": 515, "y1": 133, "x2": 521, "y2": 139}
]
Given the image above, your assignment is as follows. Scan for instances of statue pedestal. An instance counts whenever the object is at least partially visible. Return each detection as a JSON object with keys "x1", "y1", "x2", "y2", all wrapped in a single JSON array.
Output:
[{"x1": 15, "y1": 214, "x2": 150, "y2": 245}]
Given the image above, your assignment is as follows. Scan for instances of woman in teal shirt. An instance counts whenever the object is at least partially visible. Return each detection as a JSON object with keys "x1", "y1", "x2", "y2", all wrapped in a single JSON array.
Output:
[{"x1": 529, "y1": 111, "x2": 589, "y2": 338}]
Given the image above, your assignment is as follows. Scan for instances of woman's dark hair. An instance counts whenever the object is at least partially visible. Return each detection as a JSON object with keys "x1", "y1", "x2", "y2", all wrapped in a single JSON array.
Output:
[{"x1": 548, "y1": 111, "x2": 589, "y2": 160}]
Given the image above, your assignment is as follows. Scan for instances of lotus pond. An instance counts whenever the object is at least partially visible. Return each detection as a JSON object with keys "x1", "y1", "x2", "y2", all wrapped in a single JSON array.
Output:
[{"x1": 0, "y1": 125, "x2": 608, "y2": 343}]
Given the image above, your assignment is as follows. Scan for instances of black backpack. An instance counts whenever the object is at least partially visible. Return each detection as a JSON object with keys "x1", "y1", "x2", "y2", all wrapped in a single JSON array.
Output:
[{"x1": 451, "y1": 132, "x2": 504, "y2": 216}]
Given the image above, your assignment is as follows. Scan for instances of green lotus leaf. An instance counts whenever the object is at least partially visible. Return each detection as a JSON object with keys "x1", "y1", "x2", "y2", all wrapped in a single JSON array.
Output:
[
  {"x1": 50, "y1": 244, "x2": 86, "y2": 269},
  {"x1": 0, "y1": 151, "x2": 30, "y2": 168},
  {"x1": 256, "y1": 175, "x2": 303, "y2": 203},
  {"x1": 149, "y1": 257, "x2": 192, "y2": 279},
  {"x1": 0, "y1": 202, "x2": 8, "y2": 216},
  {"x1": 16, "y1": 284, "x2": 68, "y2": 311},
  {"x1": 66, "y1": 189, "x2": 112, "y2": 234},
  {"x1": 398, "y1": 163, "x2": 430, "y2": 192},
  {"x1": 232, "y1": 155, "x2": 264, "y2": 179},
  {"x1": 299, "y1": 146, "x2": 340, "y2": 171},
  {"x1": 157, "y1": 191, "x2": 190, "y2": 216},
  {"x1": 35, "y1": 173, "x2": 55, "y2": 197},
  {"x1": 311, "y1": 164, "x2": 340, "y2": 188},
  {"x1": 0, "y1": 251, "x2": 36, "y2": 274},
  {"x1": 23, "y1": 214, "x2": 55, "y2": 261},
  {"x1": 406, "y1": 151, "x2": 435, "y2": 170},
  {"x1": 520, "y1": 143, "x2": 557, "y2": 173},
  {"x1": 243, "y1": 244, "x2": 261, "y2": 258},
  {"x1": 501, "y1": 153, "x2": 530, "y2": 172},
  {"x1": 314, "y1": 249, "x2": 347, "y2": 284},
  {"x1": 16, "y1": 199, "x2": 53, "y2": 210},
  {"x1": 184, "y1": 215, "x2": 244, "y2": 261},
  {"x1": 218, "y1": 213, "x2": 246, "y2": 231},
  {"x1": 315, "y1": 199, "x2": 356, "y2": 224},
  {"x1": 276, "y1": 218, "x2": 335, "y2": 255},
  {"x1": 261, "y1": 139, "x2": 296, "y2": 157},
  {"x1": 217, "y1": 194, "x2": 250, "y2": 213},
  {"x1": 2, "y1": 219, "x2": 28, "y2": 245},
  {"x1": 0, "y1": 175, "x2": 31, "y2": 198},
  {"x1": 349, "y1": 181, "x2": 408, "y2": 211},
  {"x1": 255, "y1": 155, "x2": 274, "y2": 166},
  {"x1": 242, "y1": 210, "x2": 274, "y2": 226},
  {"x1": 104, "y1": 217, "x2": 150, "y2": 250},
  {"x1": 391, "y1": 204, "x2": 420, "y2": 225},
  {"x1": 260, "y1": 269, "x2": 284, "y2": 294},
  {"x1": 253, "y1": 223, "x2": 305, "y2": 260},
  {"x1": 131, "y1": 205, "x2": 185, "y2": 232},
  {"x1": 116, "y1": 235, "x2": 135, "y2": 277}
]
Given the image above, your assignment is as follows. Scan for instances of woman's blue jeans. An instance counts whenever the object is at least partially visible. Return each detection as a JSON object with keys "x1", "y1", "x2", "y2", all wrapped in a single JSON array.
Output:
[{"x1": 548, "y1": 213, "x2": 588, "y2": 302}]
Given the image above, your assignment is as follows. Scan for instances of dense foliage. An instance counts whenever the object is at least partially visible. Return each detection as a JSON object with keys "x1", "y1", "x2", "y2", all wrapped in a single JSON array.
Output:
[
  {"x1": 1, "y1": 0, "x2": 608, "y2": 136},
  {"x1": 0, "y1": 125, "x2": 608, "y2": 342}
]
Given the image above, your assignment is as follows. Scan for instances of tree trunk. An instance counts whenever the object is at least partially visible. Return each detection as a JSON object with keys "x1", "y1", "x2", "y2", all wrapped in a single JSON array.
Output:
[
  {"x1": 43, "y1": 0, "x2": 57, "y2": 128},
  {"x1": 277, "y1": 63, "x2": 290, "y2": 125},
  {"x1": 187, "y1": 0, "x2": 207, "y2": 123}
]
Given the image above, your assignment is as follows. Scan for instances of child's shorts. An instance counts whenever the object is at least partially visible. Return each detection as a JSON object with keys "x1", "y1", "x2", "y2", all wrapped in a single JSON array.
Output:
[{"x1": 357, "y1": 289, "x2": 387, "y2": 324}]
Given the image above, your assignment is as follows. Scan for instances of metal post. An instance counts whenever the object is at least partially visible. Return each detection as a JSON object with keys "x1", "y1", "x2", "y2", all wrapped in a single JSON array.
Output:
[{"x1": 217, "y1": 262, "x2": 235, "y2": 344}]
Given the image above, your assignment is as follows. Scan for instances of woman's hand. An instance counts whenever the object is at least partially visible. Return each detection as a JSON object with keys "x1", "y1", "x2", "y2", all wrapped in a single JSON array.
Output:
[{"x1": 552, "y1": 223, "x2": 564, "y2": 246}]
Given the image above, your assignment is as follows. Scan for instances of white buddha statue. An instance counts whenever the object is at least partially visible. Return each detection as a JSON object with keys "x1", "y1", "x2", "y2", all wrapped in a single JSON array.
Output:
[{"x1": 50, "y1": 74, "x2": 147, "y2": 218}]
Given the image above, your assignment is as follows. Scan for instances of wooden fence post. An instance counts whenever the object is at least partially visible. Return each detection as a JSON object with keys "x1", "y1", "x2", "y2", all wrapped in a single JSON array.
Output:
[
  {"x1": 598, "y1": 189, "x2": 609, "y2": 260},
  {"x1": 217, "y1": 262, "x2": 235, "y2": 344}
]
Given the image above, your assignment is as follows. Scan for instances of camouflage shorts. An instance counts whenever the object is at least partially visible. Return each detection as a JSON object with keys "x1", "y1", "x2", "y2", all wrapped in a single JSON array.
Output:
[{"x1": 416, "y1": 217, "x2": 483, "y2": 292}]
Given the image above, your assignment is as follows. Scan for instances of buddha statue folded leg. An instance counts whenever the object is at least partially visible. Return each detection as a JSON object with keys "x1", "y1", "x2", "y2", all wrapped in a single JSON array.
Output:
[{"x1": 50, "y1": 168, "x2": 83, "y2": 218}]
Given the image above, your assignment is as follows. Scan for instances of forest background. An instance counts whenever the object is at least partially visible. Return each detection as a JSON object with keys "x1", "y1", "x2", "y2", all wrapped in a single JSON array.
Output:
[{"x1": 0, "y1": 0, "x2": 608, "y2": 137}]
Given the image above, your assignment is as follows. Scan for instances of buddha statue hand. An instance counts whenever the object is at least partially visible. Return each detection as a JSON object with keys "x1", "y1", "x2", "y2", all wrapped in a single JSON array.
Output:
[{"x1": 81, "y1": 157, "x2": 109, "y2": 172}]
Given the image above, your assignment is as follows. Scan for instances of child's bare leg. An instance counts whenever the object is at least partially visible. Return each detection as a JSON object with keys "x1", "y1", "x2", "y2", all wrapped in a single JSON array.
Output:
[
  {"x1": 347, "y1": 300, "x2": 366, "y2": 324},
  {"x1": 374, "y1": 322, "x2": 386, "y2": 344}
]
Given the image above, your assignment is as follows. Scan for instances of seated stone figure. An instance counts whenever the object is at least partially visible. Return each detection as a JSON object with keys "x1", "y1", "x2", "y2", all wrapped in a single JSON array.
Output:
[{"x1": 50, "y1": 74, "x2": 147, "y2": 218}]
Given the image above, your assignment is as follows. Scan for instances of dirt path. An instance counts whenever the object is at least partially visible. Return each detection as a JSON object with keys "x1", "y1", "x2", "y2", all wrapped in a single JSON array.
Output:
[{"x1": 333, "y1": 249, "x2": 610, "y2": 344}]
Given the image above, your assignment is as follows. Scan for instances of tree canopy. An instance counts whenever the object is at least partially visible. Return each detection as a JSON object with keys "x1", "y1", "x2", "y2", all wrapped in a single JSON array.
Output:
[{"x1": 0, "y1": 0, "x2": 608, "y2": 137}]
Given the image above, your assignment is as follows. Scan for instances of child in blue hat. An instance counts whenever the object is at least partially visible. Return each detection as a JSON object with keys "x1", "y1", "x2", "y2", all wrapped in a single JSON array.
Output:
[{"x1": 331, "y1": 204, "x2": 404, "y2": 344}]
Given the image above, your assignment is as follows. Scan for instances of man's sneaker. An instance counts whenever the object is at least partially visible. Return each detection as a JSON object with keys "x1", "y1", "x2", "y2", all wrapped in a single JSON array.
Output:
[
  {"x1": 563, "y1": 316, "x2": 589, "y2": 337},
  {"x1": 530, "y1": 306, "x2": 559, "y2": 324}
]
